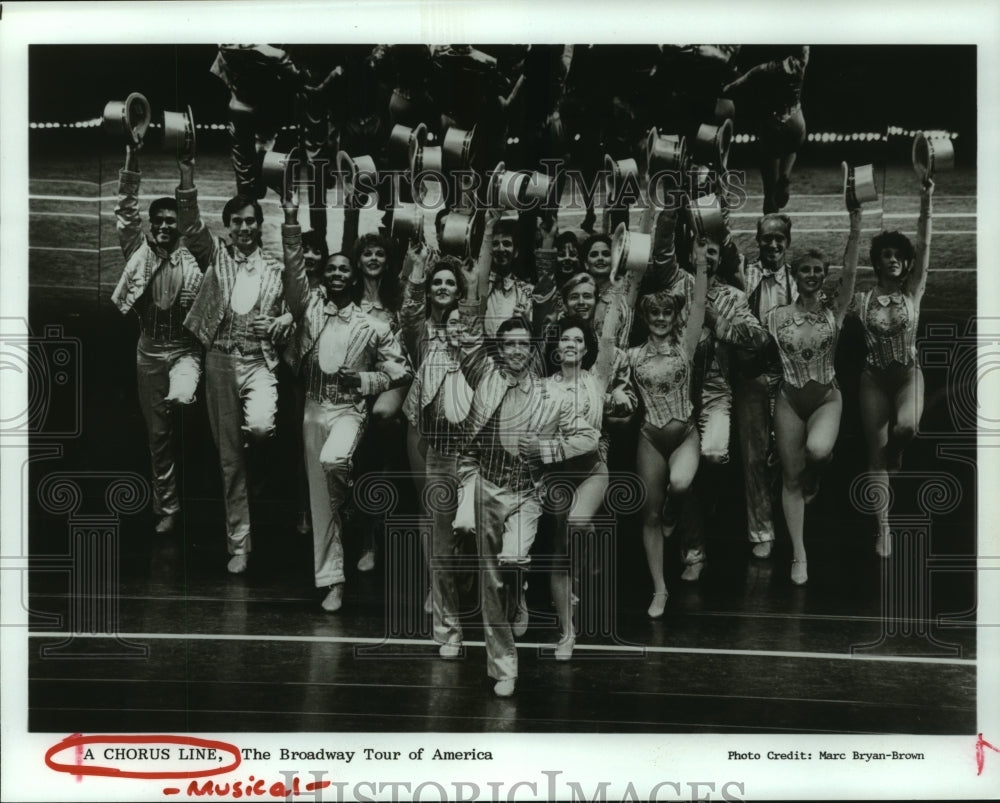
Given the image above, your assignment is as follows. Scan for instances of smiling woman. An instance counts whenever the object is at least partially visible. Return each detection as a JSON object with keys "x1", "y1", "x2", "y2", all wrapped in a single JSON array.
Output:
[{"x1": 766, "y1": 176, "x2": 864, "y2": 586}]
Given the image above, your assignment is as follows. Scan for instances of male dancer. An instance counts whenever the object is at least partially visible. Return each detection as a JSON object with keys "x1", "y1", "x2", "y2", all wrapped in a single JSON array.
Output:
[
  {"x1": 178, "y1": 152, "x2": 291, "y2": 574},
  {"x1": 733, "y1": 213, "x2": 798, "y2": 558},
  {"x1": 281, "y1": 193, "x2": 411, "y2": 612},
  {"x1": 112, "y1": 143, "x2": 204, "y2": 534}
]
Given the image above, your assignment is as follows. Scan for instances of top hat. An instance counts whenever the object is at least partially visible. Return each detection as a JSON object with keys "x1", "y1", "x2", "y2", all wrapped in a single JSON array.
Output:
[
  {"x1": 338, "y1": 150, "x2": 378, "y2": 201},
  {"x1": 604, "y1": 154, "x2": 639, "y2": 204},
  {"x1": 522, "y1": 171, "x2": 554, "y2": 205},
  {"x1": 610, "y1": 222, "x2": 652, "y2": 281},
  {"x1": 410, "y1": 138, "x2": 443, "y2": 175},
  {"x1": 686, "y1": 194, "x2": 728, "y2": 245},
  {"x1": 442, "y1": 125, "x2": 477, "y2": 173},
  {"x1": 843, "y1": 162, "x2": 879, "y2": 209},
  {"x1": 389, "y1": 122, "x2": 428, "y2": 171},
  {"x1": 490, "y1": 161, "x2": 527, "y2": 210},
  {"x1": 439, "y1": 211, "x2": 484, "y2": 260},
  {"x1": 162, "y1": 105, "x2": 196, "y2": 157},
  {"x1": 260, "y1": 148, "x2": 299, "y2": 198},
  {"x1": 912, "y1": 132, "x2": 954, "y2": 180},
  {"x1": 693, "y1": 118, "x2": 733, "y2": 169},
  {"x1": 647, "y1": 129, "x2": 688, "y2": 175},
  {"x1": 390, "y1": 201, "x2": 424, "y2": 242},
  {"x1": 103, "y1": 92, "x2": 152, "y2": 146}
]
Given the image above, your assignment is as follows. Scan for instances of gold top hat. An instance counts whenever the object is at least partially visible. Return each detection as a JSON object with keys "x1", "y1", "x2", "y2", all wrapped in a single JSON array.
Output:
[
  {"x1": 912, "y1": 132, "x2": 954, "y2": 180},
  {"x1": 410, "y1": 139, "x2": 443, "y2": 175},
  {"x1": 610, "y1": 222, "x2": 652, "y2": 280},
  {"x1": 713, "y1": 97, "x2": 735, "y2": 125},
  {"x1": 647, "y1": 129, "x2": 688, "y2": 175},
  {"x1": 390, "y1": 202, "x2": 424, "y2": 242},
  {"x1": 103, "y1": 92, "x2": 152, "y2": 145},
  {"x1": 604, "y1": 154, "x2": 639, "y2": 204},
  {"x1": 338, "y1": 150, "x2": 378, "y2": 201},
  {"x1": 522, "y1": 171, "x2": 553, "y2": 205},
  {"x1": 693, "y1": 118, "x2": 733, "y2": 169},
  {"x1": 490, "y1": 161, "x2": 530, "y2": 210},
  {"x1": 440, "y1": 211, "x2": 484, "y2": 259},
  {"x1": 389, "y1": 122, "x2": 427, "y2": 171},
  {"x1": 162, "y1": 105, "x2": 196, "y2": 157},
  {"x1": 442, "y1": 125, "x2": 477, "y2": 173},
  {"x1": 260, "y1": 148, "x2": 298, "y2": 198},
  {"x1": 686, "y1": 195, "x2": 727, "y2": 245},
  {"x1": 843, "y1": 162, "x2": 879, "y2": 209}
]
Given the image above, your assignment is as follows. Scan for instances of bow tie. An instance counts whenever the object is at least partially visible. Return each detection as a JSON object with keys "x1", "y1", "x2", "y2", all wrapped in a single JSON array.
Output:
[
  {"x1": 875, "y1": 292, "x2": 904, "y2": 307},
  {"x1": 324, "y1": 302, "x2": 354, "y2": 321}
]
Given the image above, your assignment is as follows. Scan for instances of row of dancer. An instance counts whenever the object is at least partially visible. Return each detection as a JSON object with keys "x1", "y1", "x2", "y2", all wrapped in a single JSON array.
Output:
[{"x1": 113, "y1": 140, "x2": 933, "y2": 694}]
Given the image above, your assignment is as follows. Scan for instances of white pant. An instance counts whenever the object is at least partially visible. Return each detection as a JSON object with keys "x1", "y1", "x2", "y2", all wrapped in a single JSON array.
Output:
[{"x1": 303, "y1": 398, "x2": 368, "y2": 587}]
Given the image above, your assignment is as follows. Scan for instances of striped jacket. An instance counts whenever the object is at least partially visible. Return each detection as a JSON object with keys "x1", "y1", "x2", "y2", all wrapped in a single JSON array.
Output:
[
  {"x1": 178, "y1": 187, "x2": 286, "y2": 369},
  {"x1": 111, "y1": 169, "x2": 202, "y2": 317},
  {"x1": 281, "y1": 224, "x2": 411, "y2": 398}
]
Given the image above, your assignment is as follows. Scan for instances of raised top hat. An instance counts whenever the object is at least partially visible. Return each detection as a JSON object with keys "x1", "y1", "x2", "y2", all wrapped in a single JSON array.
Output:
[
  {"x1": 610, "y1": 222, "x2": 652, "y2": 281},
  {"x1": 410, "y1": 138, "x2": 443, "y2": 176},
  {"x1": 162, "y1": 105, "x2": 196, "y2": 157},
  {"x1": 523, "y1": 171, "x2": 553, "y2": 205},
  {"x1": 439, "y1": 211, "x2": 484, "y2": 260},
  {"x1": 693, "y1": 118, "x2": 733, "y2": 169},
  {"x1": 912, "y1": 131, "x2": 954, "y2": 180},
  {"x1": 647, "y1": 129, "x2": 688, "y2": 175},
  {"x1": 338, "y1": 150, "x2": 378, "y2": 201},
  {"x1": 843, "y1": 162, "x2": 879, "y2": 209},
  {"x1": 389, "y1": 122, "x2": 428, "y2": 171},
  {"x1": 604, "y1": 154, "x2": 639, "y2": 205},
  {"x1": 260, "y1": 148, "x2": 299, "y2": 199},
  {"x1": 442, "y1": 125, "x2": 477, "y2": 173},
  {"x1": 686, "y1": 194, "x2": 728, "y2": 246},
  {"x1": 103, "y1": 92, "x2": 152, "y2": 145},
  {"x1": 489, "y1": 161, "x2": 528, "y2": 211},
  {"x1": 390, "y1": 202, "x2": 424, "y2": 242}
]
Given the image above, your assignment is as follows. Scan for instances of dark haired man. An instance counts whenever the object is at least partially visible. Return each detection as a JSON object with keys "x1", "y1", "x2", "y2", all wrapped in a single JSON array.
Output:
[
  {"x1": 178, "y1": 152, "x2": 292, "y2": 574},
  {"x1": 112, "y1": 143, "x2": 205, "y2": 535},
  {"x1": 455, "y1": 308, "x2": 598, "y2": 696}
]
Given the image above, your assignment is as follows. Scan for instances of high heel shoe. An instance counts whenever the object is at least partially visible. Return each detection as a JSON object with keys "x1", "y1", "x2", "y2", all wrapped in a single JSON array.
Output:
[
  {"x1": 791, "y1": 560, "x2": 808, "y2": 586},
  {"x1": 647, "y1": 591, "x2": 668, "y2": 619}
]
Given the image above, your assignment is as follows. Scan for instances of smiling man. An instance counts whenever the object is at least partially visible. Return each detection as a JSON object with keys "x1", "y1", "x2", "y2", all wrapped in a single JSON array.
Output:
[
  {"x1": 482, "y1": 216, "x2": 535, "y2": 337},
  {"x1": 112, "y1": 143, "x2": 205, "y2": 536},
  {"x1": 177, "y1": 151, "x2": 292, "y2": 575},
  {"x1": 280, "y1": 194, "x2": 411, "y2": 613},
  {"x1": 734, "y1": 213, "x2": 798, "y2": 559}
]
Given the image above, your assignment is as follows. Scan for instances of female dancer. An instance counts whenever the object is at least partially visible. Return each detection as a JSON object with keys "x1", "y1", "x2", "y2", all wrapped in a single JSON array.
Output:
[
  {"x1": 580, "y1": 233, "x2": 633, "y2": 347},
  {"x1": 291, "y1": 231, "x2": 331, "y2": 534},
  {"x1": 853, "y1": 176, "x2": 934, "y2": 557},
  {"x1": 768, "y1": 184, "x2": 861, "y2": 584},
  {"x1": 629, "y1": 238, "x2": 709, "y2": 618},
  {"x1": 399, "y1": 245, "x2": 475, "y2": 656},
  {"x1": 540, "y1": 314, "x2": 634, "y2": 659},
  {"x1": 349, "y1": 231, "x2": 409, "y2": 571}
]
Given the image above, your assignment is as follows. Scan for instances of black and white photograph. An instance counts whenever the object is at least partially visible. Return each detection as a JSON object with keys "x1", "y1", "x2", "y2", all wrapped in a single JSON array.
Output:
[{"x1": 1, "y1": 2, "x2": 998, "y2": 801}]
